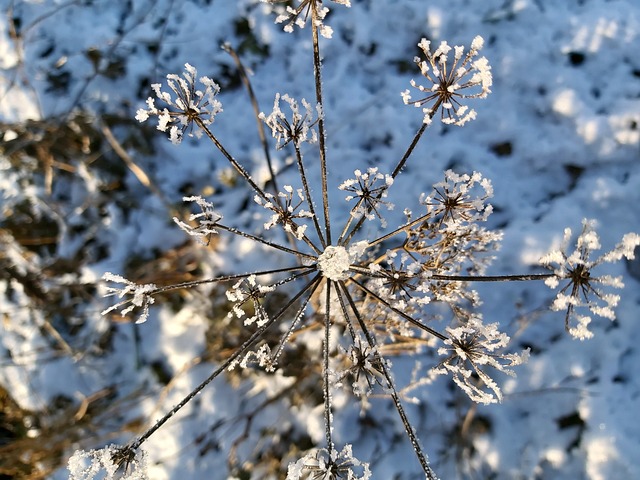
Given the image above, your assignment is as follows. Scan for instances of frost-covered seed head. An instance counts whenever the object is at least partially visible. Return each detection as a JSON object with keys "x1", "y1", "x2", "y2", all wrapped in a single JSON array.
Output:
[
  {"x1": 540, "y1": 219, "x2": 640, "y2": 339},
  {"x1": 136, "y1": 63, "x2": 222, "y2": 144},
  {"x1": 264, "y1": 0, "x2": 351, "y2": 38},
  {"x1": 403, "y1": 35, "x2": 492, "y2": 125},
  {"x1": 259, "y1": 93, "x2": 320, "y2": 149}
]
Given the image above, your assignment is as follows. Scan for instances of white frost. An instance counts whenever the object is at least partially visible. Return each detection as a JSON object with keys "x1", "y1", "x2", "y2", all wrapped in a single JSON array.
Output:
[{"x1": 317, "y1": 246, "x2": 352, "y2": 281}]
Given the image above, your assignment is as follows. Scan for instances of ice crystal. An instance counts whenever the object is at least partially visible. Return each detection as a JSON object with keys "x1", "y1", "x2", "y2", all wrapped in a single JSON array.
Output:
[
  {"x1": 317, "y1": 245, "x2": 352, "y2": 281},
  {"x1": 264, "y1": 0, "x2": 351, "y2": 38},
  {"x1": 255, "y1": 185, "x2": 315, "y2": 240},
  {"x1": 226, "y1": 274, "x2": 276, "y2": 327},
  {"x1": 422, "y1": 169, "x2": 493, "y2": 226}
]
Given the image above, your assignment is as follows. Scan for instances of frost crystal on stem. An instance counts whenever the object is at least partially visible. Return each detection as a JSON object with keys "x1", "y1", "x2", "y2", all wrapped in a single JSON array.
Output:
[
  {"x1": 317, "y1": 246, "x2": 351, "y2": 281},
  {"x1": 402, "y1": 35, "x2": 492, "y2": 125},
  {"x1": 540, "y1": 219, "x2": 640, "y2": 339},
  {"x1": 226, "y1": 275, "x2": 276, "y2": 327},
  {"x1": 423, "y1": 169, "x2": 493, "y2": 226}
]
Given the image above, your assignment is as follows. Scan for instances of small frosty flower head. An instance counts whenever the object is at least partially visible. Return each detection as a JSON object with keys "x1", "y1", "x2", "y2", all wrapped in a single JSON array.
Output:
[
  {"x1": 286, "y1": 444, "x2": 371, "y2": 480},
  {"x1": 540, "y1": 219, "x2": 640, "y2": 339},
  {"x1": 339, "y1": 167, "x2": 394, "y2": 227},
  {"x1": 263, "y1": 0, "x2": 351, "y2": 39},
  {"x1": 173, "y1": 195, "x2": 222, "y2": 245},
  {"x1": 422, "y1": 169, "x2": 493, "y2": 226},
  {"x1": 101, "y1": 273, "x2": 157, "y2": 324},
  {"x1": 226, "y1": 275, "x2": 276, "y2": 327},
  {"x1": 259, "y1": 93, "x2": 320, "y2": 149},
  {"x1": 254, "y1": 185, "x2": 314, "y2": 240},
  {"x1": 68, "y1": 445, "x2": 147, "y2": 480},
  {"x1": 336, "y1": 338, "x2": 385, "y2": 396},
  {"x1": 136, "y1": 63, "x2": 222, "y2": 144},
  {"x1": 433, "y1": 316, "x2": 529, "y2": 404},
  {"x1": 402, "y1": 35, "x2": 492, "y2": 125}
]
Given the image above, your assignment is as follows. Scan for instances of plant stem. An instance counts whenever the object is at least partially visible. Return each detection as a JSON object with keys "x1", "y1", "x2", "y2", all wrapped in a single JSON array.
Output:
[{"x1": 311, "y1": 1, "x2": 331, "y2": 245}]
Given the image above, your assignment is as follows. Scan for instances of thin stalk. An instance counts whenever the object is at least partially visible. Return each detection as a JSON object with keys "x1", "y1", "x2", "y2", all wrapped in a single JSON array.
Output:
[
  {"x1": 128, "y1": 272, "x2": 321, "y2": 451},
  {"x1": 294, "y1": 143, "x2": 327, "y2": 248},
  {"x1": 430, "y1": 273, "x2": 556, "y2": 282},
  {"x1": 342, "y1": 108, "x2": 439, "y2": 245},
  {"x1": 152, "y1": 265, "x2": 315, "y2": 295},
  {"x1": 332, "y1": 281, "x2": 358, "y2": 341},
  {"x1": 366, "y1": 213, "x2": 430, "y2": 248},
  {"x1": 270, "y1": 275, "x2": 323, "y2": 364},
  {"x1": 195, "y1": 120, "x2": 322, "y2": 253},
  {"x1": 218, "y1": 222, "x2": 320, "y2": 257},
  {"x1": 338, "y1": 282, "x2": 438, "y2": 480},
  {"x1": 391, "y1": 119, "x2": 430, "y2": 179},
  {"x1": 349, "y1": 277, "x2": 447, "y2": 342},
  {"x1": 336, "y1": 199, "x2": 365, "y2": 246},
  {"x1": 195, "y1": 118, "x2": 271, "y2": 204},
  {"x1": 310, "y1": 1, "x2": 331, "y2": 245},
  {"x1": 323, "y1": 279, "x2": 334, "y2": 452},
  {"x1": 348, "y1": 265, "x2": 555, "y2": 284},
  {"x1": 222, "y1": 43, "x2": 281, "y2": 199}
]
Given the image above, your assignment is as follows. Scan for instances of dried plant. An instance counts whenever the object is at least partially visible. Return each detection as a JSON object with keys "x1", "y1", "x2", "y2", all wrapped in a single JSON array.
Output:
[{"x1": 71, "y1": 1, "x2": 640, "y2": 478}]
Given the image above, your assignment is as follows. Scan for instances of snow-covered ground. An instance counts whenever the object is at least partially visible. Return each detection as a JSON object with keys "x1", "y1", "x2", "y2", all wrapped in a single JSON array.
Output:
[{"x1": 1, "y1": 1, "x2": 639, "y2": 479}]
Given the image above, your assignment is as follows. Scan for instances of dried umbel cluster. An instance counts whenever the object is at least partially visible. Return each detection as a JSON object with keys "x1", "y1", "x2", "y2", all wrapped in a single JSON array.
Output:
[{"x1": 74, "y1": 1, "x2": 640, "y2": 479}]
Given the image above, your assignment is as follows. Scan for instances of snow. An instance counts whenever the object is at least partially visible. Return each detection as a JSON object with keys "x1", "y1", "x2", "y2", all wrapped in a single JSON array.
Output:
[{"x1": 1, "y1": 0, "x2": 640, "y2": 479}]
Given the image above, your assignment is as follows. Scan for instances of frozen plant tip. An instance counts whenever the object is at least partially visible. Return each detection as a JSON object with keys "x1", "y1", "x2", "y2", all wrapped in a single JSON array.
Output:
[
  {"x1": 339, "y1": 168, "x2": 394, "y2": 227},
  {"x1": 402, "y1": 35, "x2": 492, "y2": 125},
  {"x1": 540, "y1": 220, "x2": 640, "y2": 339},
  {"x1": 173, "y1": 195, "x2": 222, "y2": 245},
  {"x1": 68, "y1": 445, "x2": 147, "y2": 480},
  {"x1": 101, "y1": 273, "x2": 156, "y2": 324}
]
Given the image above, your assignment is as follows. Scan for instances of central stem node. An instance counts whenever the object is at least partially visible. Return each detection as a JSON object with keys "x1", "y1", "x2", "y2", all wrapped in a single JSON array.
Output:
[{"x1": 317, "y1": 245, "x2": 351, "y2": 281}]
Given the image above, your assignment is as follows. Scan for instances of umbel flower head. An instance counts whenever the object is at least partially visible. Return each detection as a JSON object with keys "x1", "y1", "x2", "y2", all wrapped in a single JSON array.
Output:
[
  {"x1": 540, "y1": 219, "x2": 640, "y2": 340},
  {"x1": 95, "y1": 7, "x2": 638, "y2": 478},
  {"x1": 263, "y1": 0, "x2": 352, "y2": 38},
  {"x1": 135, "y1": 63, "x2": 222, "y2": 144},
  {"x1": 402, "y1": 35, "x2": 492, "y2": 125},
  {"x1": 433, "y1": 316, "x2": 530, "y2": 404},
  {"x1": 286, "y1": 444, "x2": 371, "y2": 480}
]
